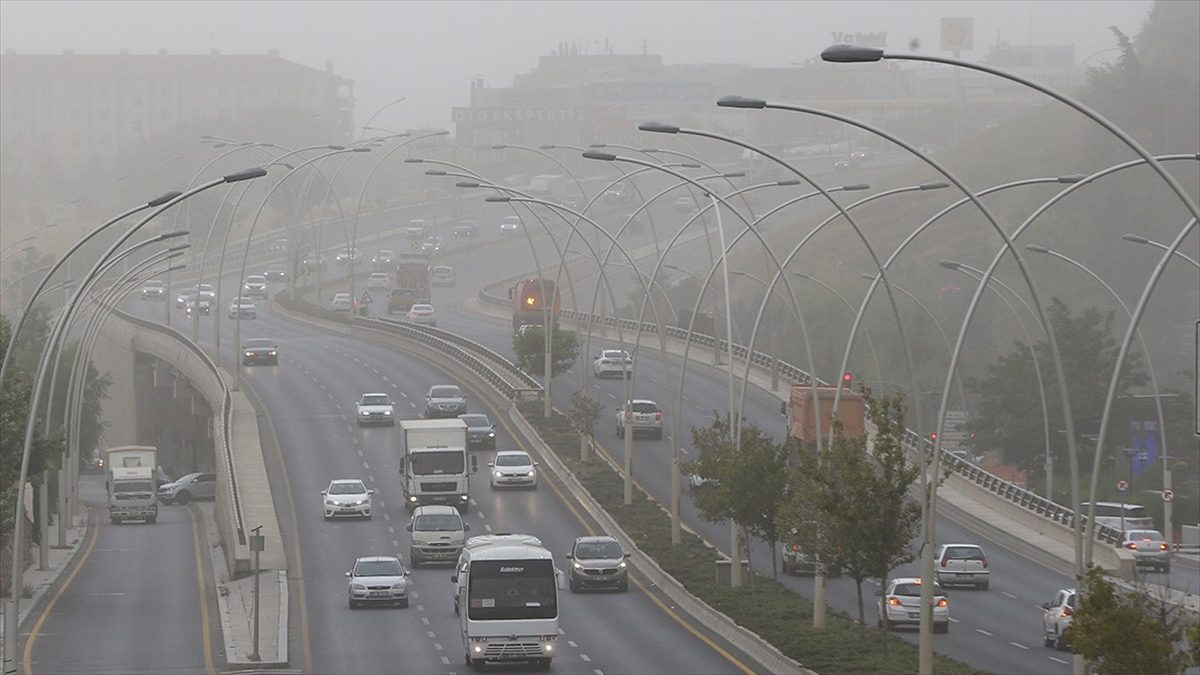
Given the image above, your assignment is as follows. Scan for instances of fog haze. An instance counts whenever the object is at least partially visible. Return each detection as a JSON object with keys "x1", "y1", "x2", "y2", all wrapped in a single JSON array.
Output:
[{"x1": 1, "y1": 0, "x2": 1153, "y2": 129}]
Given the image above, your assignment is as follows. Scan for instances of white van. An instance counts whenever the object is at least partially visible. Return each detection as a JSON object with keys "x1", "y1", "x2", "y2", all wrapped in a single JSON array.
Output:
[
  {"x1": 407, "y1": 505, "x2": 468, "y2": 566},
  {"x1": 1080, "y1": 501, "x2": 1154, "y2": 532}
]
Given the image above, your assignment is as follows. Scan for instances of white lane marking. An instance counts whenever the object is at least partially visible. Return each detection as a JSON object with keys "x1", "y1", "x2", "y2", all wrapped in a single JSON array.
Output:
[
  {"x1": 427, "y1": 631, "x2": 436, "y2": 638},
  {"x1": 421, "y1": 617, "x2": 430, "y2": 625},
  {"x1": 1010, "y1": 642, "x2": 1029, "y2": 650},
  {"x1": 580, "y1": 654, "x2": 591, "y2": 662},
  {"x1": 484, "y1": 523, "x2": 492, "y2": 532},
  {"x1": 695, "y1": 405, "x2": 706, "y2": 412},
  {"x1": 594, "y1": 670, "x2": 604, "y2": 675},
  {"x1": 1001, "y1": 591, "x2": 1018, "y2": 600},
  {"x1": 976, "y1": 628, "x2": 993, "y2": 636},
  {"x1": 434, "y1": 643, "x2": 443, "y2": 651},
  {"x1": 557, "y1": 628, "x2": 565, "y2": 635},
  {"x1": 469, "y1": 499, "x2": 478, "y2": 506},
  {"x1": 393, "y1": 383, "x2": 400, "y2": 390},
  {"x1": 387, "y1": 526, "x2": 395, "y2": 534},
  {"x1": 417, "y1": 604, "x2": 425, "y2": 611},
  {"x1": 346, "y1": 425, "x2": 354, "y2": 434},
  {"x1": 567, "y1": 640, "x2": 577, "y2": 648},
  {"x1": 391, "y1": 539, "x2": 399, "y2": 548},
  {"x1": 377, "y1": 500, "x2": 386, "y2": 509},
  {"x1": 352, "y1": 438, "x2": 360, "y2": 446},
  {"x1": 362, "y1": 461, "x2": 370, "y2": 469},
  {"x1": 607, "y1": 393, "x2": 617, "y2": 400},
  {"x1": 369, "y1": 474, "x2": 376, "y2": 483},
  {"x1": 441, "y1": 657, "x2": 451, "y2": 665},
  {"x1": 382, "y1": 513, "x2": 390, "y2": 521},
  {"x1": 1049, "y1": 657, "x2": 1068, "y2": 664},
  {"x1": 680, "y1": 447, "x2": 689, "y2": 455},
  {"x1": 398, "y1": 391, "x2": 408, "y2": 398},
  {"x1": 948, "y1": 617, "x2": 959, "y2": 623},
  {"x1": 319, "y1": 383, "x2": 326, "y2": 390}
]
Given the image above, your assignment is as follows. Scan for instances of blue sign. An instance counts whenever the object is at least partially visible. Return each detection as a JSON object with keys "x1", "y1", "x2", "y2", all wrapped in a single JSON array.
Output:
[{"x1": 1129, "y1": 421, "x2": 1158, "y2": 476}]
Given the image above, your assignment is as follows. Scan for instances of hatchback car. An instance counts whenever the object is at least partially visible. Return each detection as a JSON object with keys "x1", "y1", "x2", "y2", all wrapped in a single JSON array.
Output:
[
  {"x1": 879, "y1": 578, "x2": 949, "y2": 632},
  {"x1": 458, "y1": 413, "x2": 496, "y2": 451},
  {"x1": 425, "y1": 385, "x2": 466, "y2": 418},
  {"x1": 567, "y1": 535, "x2": 630, "y2": 592},
  {"x1": 371, "y1": 249, "x2": 395, "y2": 269},
  {"x1": 616, "y1": 399, "x2": 663, "y2": 439},
  {"x1": 346, "y1": 555, "x2": 409, "y2": 608},
  {"x1": 158, "y1": 472, "x2": 216, "y2": 505},
  {"x1": 499, "y1": 215, "x2": 522, "y2": 236},
  {"x1": 593, "y1": 349, "x2": 633, "y2": 379},
  {"x1": 452, "y1": 219, "x2": 479, "y2": 237},
  {"x1": 489, "y1": 450, "x2": 538, "y2": 489},
  {"x1": 1042, "y1": 588, "x2": 1076, "y2": 650},
  {"x1": 781, "y1": 544, "x2": 843, "y2": 577},
  {"x1": 228, "y1": 296, "x2": 257, "y2": 319},
  {"x1": 431, "y1": 265, "x2": 455, "y2": 287},
  {"x1": 330, "y1": 293, "x2": 353, "y2": 312},
  {"x1": 241, "y1": 338, "x2": 278, "y2": 366},
  {"x1": 367, "y1": 272, "x2": 391, "y2": 289},
  {"x1": 263, "y1": 264, "x2": 287, "y2": 282},
  {"x1": 1121, "y1": 529, "x2": 1170, "y2": 572},
  {"x1": 934, "y1": 543, "x2": 990, "y2": 589},
  {"x1": 242, "y1": 274, "x2": 268, "y2": 298},
  {"x1": 141, "y1": 279, "x2": 166, "y2": 300},
  {"x1": 335, "y1": 247, "x2": 359, "y2": 266},
  {"x1": 322, "y1": 478, "x2": 374, "y2": 519},
  {"x1": 356, "y1": 393, "x2": 395, "y2": 426},
  {"x1": 407, "y1": 303, "x2": 437, "y2": 326}
]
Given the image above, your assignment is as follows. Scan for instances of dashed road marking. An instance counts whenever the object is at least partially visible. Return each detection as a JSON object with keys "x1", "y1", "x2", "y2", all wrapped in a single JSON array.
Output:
[
  {"x1": 417, "y1": 604, "x2": 425, "y2": 611},
  {"x1": 387, "y1": 526, "x2": 395, "y2": 534},
  {"x1": 948, "y1": 617, "x2": 959, "y2": 623},
  {"x1": 580, "y1": 654, "x2": 591, "y2": 662},
  {"x1": 369, "y1": 474, "x2": 375, "y2": 483},
  {"x1": 1010, "y1": 642, "x2": 1029, "y2": 650},
  {"x1": 441, "y1": 657, "x2": 451, "y2": 665},
  {"x1": 434, "y1": 643, "x2": 443, "y2": 651},
  {"x1": 1001, "y1": 591, "x2": 1018, "y2": 600},
  {"x1": 427, "y1": 631, "x2": 436, "y2": 638},
  {"x1": 567, "y1": 640, "x2": 577, "y2": 648},
  {"x1": 382, "y1": 513, "x2": 390, "y2": 521},
  {"x1": 484, "y1": 523, "x2": 492, "y2": 532},
  {"x1": 422, "y1": 617, "x2": 430, "y2": 625},
  {"x1": 1049, "y1": 657, "x2": 1068, "y2": 664},
  {"x1": 976, "y1": 628, "x2": 993, "y2": 636},
  {"x1": 391, "y1": 539, "x2": 399, "y2": 548},
  {"x1": 362, "y1": 460, "x2": 370, "y2": 469}
]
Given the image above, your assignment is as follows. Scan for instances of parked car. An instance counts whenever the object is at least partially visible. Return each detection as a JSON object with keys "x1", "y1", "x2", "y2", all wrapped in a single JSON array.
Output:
[
  {"x1": 406, "y1": 303, "x2": 436, "y2": 326},
  {"x1": 356, "y1": 393, "x2": 395, "y2": 426},
  {"x1": 879, "y1": 578, "x2": 949, "y2": 632},
  {"x1": 934, "y1": 543, "x2": 989, "y2": 589},
  {"x1": 242, "y1": 274, "x2": 268, "y2": 298},
  {"x1": 335, "y1": 247, "x2": 359, "y2": 266},
  {"x1": 406, "y1": 505, "x2": 469, "y2": 566},
  {"x1": 431, "y1": 265, "x2": 455, "y2": 287},
  {"x1": 616, "y1": 399, "x2": 663, "y2": 439},
  {"x1": 1120, "y1": 529, "x2": 1171, "y2": 572},
  {"x1": 263, "y1": 264, "x2": 287, "y2": 282},
  {"x1": 458, "y1": 413, "x2": 496, "y2": 451},
  {"x1": 593, "y1": 349, "x2": 633, "y2": 379},
  {"x1": 330, "y1": 293, "x2": 353, "y2": 312},
  {"x1": 228, "y1": 296, "x2": 257, "y2": 319},
  {"x1": 141, "y1": 279, "x2": 166, "y2": 300},
  {"x1": 1042, "y1": 588, "x2": 1076, "y2": 650},
  {"x1": 158, "y1": 472, "x2": 216, "y2": 505},
  {"x1": 566, "y1": 535, "x2": 630, "y2": 592},
  {"x1": 499, "y1": 215, "x2": 522, "y2": 236},
  {"x1": 452, "y1": 219, "x2": 479, "y2": 237},
  {"x1": 488, "y1": 450, "x2": 538, "y2": 489},
  {"x1": 346, "y1": 555, "x2": 409, "y2": 608},
  {"x1": 367, "y1": 272, "x2": 391, "y2": 289},
  {"x1": 241, "y1": 338, "x2": 278, "y2": 366},
  {"x1": 425, "y1": 384, "x2": 466, "y2": 418},
  {"x1": 322, "y1": 478, "x2": 374, "y2": 520}
]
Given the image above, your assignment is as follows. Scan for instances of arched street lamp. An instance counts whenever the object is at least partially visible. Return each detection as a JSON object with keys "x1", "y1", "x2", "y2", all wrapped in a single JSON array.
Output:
[{"x1": 1120, "y1": 233, "x2": 1200, "y2": 269}]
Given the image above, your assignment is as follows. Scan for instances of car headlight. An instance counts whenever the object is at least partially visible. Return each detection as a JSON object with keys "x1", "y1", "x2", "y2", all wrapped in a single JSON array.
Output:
[
  {"x1": 525, "y1": 470, "x2": 535, "y2": 477},
  {"x1": 351, "y1": 583, "x2": 366, "y2": 591},
  {"x1": 494, "y1": 471, "x2": 503, "y2": 478},
  {"x1": 268, "y1": 351, "x2": 276, "y2": 356},
  {"x1": 383, "y1": 410, "x2": 391, "y2": 415},
  {"x1": 325, "y1": 500, "x2": 336, "y2": 506},
  {"x1": 487, "y1": 432, "x2": 495, "y2": 438},
  {"x1": 245, "y1": 352, "x2": 253, "y2": 357},
  {"x1": 618, "y1": 561, "x2": 627, "y2": 569},
  {"x1": 572, "y1": 562, "x2": 583, "y2": 571}
]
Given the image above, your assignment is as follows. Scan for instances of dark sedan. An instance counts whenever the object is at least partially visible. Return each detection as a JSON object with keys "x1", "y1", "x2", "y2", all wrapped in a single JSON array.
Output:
[
  {"x1": 458, "y1": 413, "x2": 496, "y2": 451},
  {"x1": 241, "y1": 338, "x2": 278, "y2": 366}
]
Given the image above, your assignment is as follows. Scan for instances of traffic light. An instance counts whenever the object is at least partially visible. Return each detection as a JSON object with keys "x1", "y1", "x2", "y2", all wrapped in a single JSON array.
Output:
[
  {"x1": 929, "y1": 432, "x2": 938, "y2": 442},
  {"x1": 841, "y1": 372, "x2": 853, "y2": 385}
]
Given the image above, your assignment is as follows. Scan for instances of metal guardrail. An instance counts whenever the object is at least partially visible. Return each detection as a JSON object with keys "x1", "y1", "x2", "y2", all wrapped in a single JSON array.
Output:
[
  {"x1": 478, "y1": 284, "x2": 1128, "y2": 549},
  {"x1": 368, "y1": 316, "x2": 542, "y2": 392},
  {"x1": 112, "y1": 307, "x2": 247, "y2": 545}
]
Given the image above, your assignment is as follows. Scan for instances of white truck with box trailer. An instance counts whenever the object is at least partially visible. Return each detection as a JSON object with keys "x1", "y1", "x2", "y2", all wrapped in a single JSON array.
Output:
[
  {"x1": 399, "y1": 419, "x2": 475, "y2": 513},
  {"x1": 104, "y1": 445, "x2": 159, "y2": 524}
]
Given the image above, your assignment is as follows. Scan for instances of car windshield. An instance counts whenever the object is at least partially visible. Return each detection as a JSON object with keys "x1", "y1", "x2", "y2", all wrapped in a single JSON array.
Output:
[
  {"x1": 1127, "y1": 530, "x2": 1164, "y2": 541},
  {"x1": 944, "y1": 546, "x2": 984, "y2": 560},
  {"x1": 355, "y1": 559, "x2": 403, "y2": 577},
  {"x1": 602, "y1": 351, "x2": 628, "y2": 359},
  {"x1": 495, "y1": 454, "x2": 531, "y2": 467},
  {"x1": 575, "y1": 540, "x2": 622, "y2": 559},
  {"x1": 246, "y1": 276, "x2": 265, "y2": 283},
  {"x1": 433, "y1": 267, "x2": 452, "y2": 275},
  {"x1": 429, "y1": 386, "x2": 461, "y2": 399},
  {"x1": 329, "y1": 481, "x2": 366, "y2": 495},
  {"x1": 360, "y1": 395, "x2": 391, "y2": 406},
  {"x1": 629, "y1": 402, "x2": 658, "y2": 413},
  {"x1": 411, "y1": 304, "x2": 433, "y2": 312},
  {"x1": 892, "y1": 582, "x2": 943, "y2": 597},
  {"x1": 460, "y1": 415, "x2": 489, "y2": 428},
  {"x1": 414, "y1": 514, "x2": 462, "y2": 532},
  {"x1": 245, "y1": 339, "x2": 273, "y2": 349}
]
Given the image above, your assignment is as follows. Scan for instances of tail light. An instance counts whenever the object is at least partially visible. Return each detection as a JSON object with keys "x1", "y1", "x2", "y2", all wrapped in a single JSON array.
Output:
[
  {"x1": 887, "y1": 597, "x2": 901, "y2": 606},
  {"x1": 1158, "y1": 543, "x2": 1168, "y2": 551},
  {"x1": 1061, "y1": 606, "x2": 1073, "y2": 618},
  {"x1": 1125, "y1": 542, "x2": 1138, "y2": 550},
  {"x1": 655, "y1": 411, "x2": 662, "y2": 421},
  {"x1": 982, "y1": 556, "x2": 989, "y2": 569},
  {"x1": 936, "y1": 598, "x2": 948, "y2": 608},
  {"x1": 939, "y1": 554, "x2": 949, "y2": 568}
]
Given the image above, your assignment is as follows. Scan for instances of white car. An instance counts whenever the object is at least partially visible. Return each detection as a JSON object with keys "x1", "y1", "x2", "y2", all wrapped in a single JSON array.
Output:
[
  {"x1": 489, "y1": 450, "x2": 538, "y2": 489},
  {"x1": 431, "y1": 265, "x2": 455, "y2": 287},
  {"x1": 406, "y1": 303, "x2": 436, "y2": 326},
  {"x1": 330, "y1": 293, "x2": 353, "y2": 312},
  {"x1": 228, "y1": 296, "x2": 257, "y2": 319},
  {"x1": 335, "y1": 247, "x2": 360, "y2": 265},
  {"x1": 322, "y1": 479, "x2": 374, "y2": 519},
  {"x1": 1042, "y1": 588, "x2": 1076, "y2": 650},
  {"x1": 367, "y1": 272, "x2": 391, "y2": 289},
  {"x1": 934, "y1": 543, "x2": 989, "y2": 589},
  {"x1": 593, "y1": 349, "x2": 633, "y2": 378},
  {"x1": 346, "y1": 555, "x2": 409, "y2": 608},
  {"x1": 158, "y1": 472, "x2": 216, "y2": 505},
  {"x1": 879, "y1": 577, "x2": 949, "y2": 632},
  {"x1": 356, "y1": 392, "x2": 395, "y2": 426},
  {"x1": 242, "y1": 274, "x2": 268, "y2": 298},
  {"x1": 499, "y1": 215, "x2": 522, "y2": 236},
  {"x1": 616, "y1": 399, "x2": 663, "y2": 439},
  {"x1": 1121, "y1": 529, "x2": 1171, "y2": 572}
]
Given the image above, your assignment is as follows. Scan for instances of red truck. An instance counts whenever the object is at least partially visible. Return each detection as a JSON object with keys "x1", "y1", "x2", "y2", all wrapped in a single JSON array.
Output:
[
  {"x1": 785, "y1": 384, "x2": 865, "y2": 450},
  {"x1": 509, "y1": 278, "x2": 560, "y2": 332},
  {"x1": 388, "y1": 252, "x2": 430, "y2": 314}
]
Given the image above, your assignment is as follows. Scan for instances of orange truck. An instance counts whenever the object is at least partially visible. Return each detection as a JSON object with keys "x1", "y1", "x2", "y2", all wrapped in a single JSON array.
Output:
[
  {"x1": 786, "y1": 385, "x2": 865, "y2": 449},
  {"x1": 509, "y1": 278, "x2": 560, "y2": 332}
]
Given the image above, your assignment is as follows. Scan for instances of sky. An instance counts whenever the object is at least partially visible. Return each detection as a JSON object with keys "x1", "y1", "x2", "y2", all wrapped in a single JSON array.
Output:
[{"x1": 0, "y1": 1, "x2": 1155, "y2": 131}]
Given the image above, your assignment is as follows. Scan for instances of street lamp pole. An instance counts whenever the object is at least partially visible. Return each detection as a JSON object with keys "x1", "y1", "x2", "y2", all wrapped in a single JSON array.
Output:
[
  {"x1": 790, "y1": 272, "x2": 884, "y2": 389},
  {"x1": 1120, "y1": 233, "x2": 1200, "y2": 269}
]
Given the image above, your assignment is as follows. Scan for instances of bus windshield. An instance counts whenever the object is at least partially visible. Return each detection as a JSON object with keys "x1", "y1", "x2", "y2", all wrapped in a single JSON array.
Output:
[{"x1": 467, "y1": 559, "x2": 556, "y2": 621}]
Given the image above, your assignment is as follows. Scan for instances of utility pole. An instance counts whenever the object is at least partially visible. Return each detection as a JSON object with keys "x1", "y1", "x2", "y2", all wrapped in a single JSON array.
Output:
[{"x1": 249, "y1": 525, "x2": 264, "y2": 661}]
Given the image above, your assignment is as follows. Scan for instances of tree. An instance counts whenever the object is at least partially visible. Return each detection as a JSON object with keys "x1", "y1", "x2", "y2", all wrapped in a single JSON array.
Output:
[
  {"x1": 567, "y1": 390, "x2": 603, "y2": 462},
  {"x1": 779, "y1": 388, "x2": 921, "y2": 629},
  {"x1": 683, "y1": 413, "x2": 790, "y2": 580},
  {"x1": 1068, "y1": 565, "x2": 1193, "y2": 674},
  {"x1": 967, "y1": 299, "x2": 1147, "y2": 474},
  {"x1": 511, "y1": 325, "x2": 578, "y2": 378}
]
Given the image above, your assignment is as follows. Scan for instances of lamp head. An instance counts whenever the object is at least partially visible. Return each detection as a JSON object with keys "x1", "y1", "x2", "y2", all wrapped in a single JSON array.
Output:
[
  {"x1": 859, "y1": 273, "x2": 878, "y2": 281},
  {"x1": 776, "y1": 179, "x2": 803, "y2": 187},
  {"x1": 1024, "y1": 244, "x2": 1050, "y2": 254},
  {"x1": 722, "y1": 171, "x2": 746, "y2": 178},
  {"x1": 159, "y1": 229, "x2": 190, "y2": 240},
  {"x1": 920, "y1": 181, "x2": 949, "y2": 190},
  {"x1": 582, "y1": 150, "x2": 617, "y2": 161},
  {"x1": 148, "y1": 190, "x2": 183, "y2": 207},
  {"x1": 425, "y1": 169, "x2": 448, "y2": 176},
  {"x1": 679, "y1": 162, "x2": 703, "y2": 169},
  {"x1": 1121, "y1": 233, "x2": 1150, "y2": 244},
  {"x1": 791, "y1": 272, "x2": 812, "y2": 280},
  {"x1": 638, "y1": 121, "x2": 680, "y2": 134},
  {"x1": 404, "y1": 158, "x2": 424, "y2": 163},
  {"x1": 491, "y1": 144, "x2": 508, "y2": 150},
  {"x1": 434, "y1": 130, "x2": 450, "y2": 136},
  {"x1": 538, "y1": 145, "x2": 556, "y2": 150},
  {"x1": 327, "y1": 145, "x2": 346, "y2": 150},
  {"x1": 223, "y1": 167, "x2": 268, "y2": 182},
  {"x1": 454, "y1": 181, "x2": 482, "y2": 188},
  {"x1": 484, "y1": 195, "x2": 512, "y2": 203},
  {"x1": 167, "y1": 243, "x2": 191, "y2": 253},
  {"x1": 1058, "y1": 174, "x2": 1087, "y2": 184},
  {"x1": 716, "y1": 95, "x2": 767, "y2": 109},
  {"x1": 938, "y1": 260, "x2": 962, "y2": 270},
  {"x1": 821, "y1": 44, "x2": 884, "y2": 62},
  {"x1": 589, "y1": 143, "x2": 608, "y2": 148},
  {"x1": 351, "y1": 147, "x2": 372, "y2": 152},
  {"x1": 843, "y1": 183, "x2": 871, "y2": 191}
]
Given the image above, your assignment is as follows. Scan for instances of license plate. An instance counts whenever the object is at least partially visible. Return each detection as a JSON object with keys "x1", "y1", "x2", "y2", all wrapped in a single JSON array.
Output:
[{"x1": 369, "y1": 591, "x2": 389, "y2": 597}]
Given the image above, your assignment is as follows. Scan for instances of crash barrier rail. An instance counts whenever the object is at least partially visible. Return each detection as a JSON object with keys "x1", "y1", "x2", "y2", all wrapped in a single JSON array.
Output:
[
  {"x1": 353, "y1": 316, "x2": 542, "y2": 401},
  {"x1": 111, "y1": 305, "x2": 246, "y2": 545},
  {"x1": 478, "y1": 283, "x2": 1128, "y2": 550}
]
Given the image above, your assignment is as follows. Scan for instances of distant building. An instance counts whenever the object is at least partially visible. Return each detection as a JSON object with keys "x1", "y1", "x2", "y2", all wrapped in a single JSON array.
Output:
[{"x1": 0, "y1": 49, "x2": 355, "y2": 173}]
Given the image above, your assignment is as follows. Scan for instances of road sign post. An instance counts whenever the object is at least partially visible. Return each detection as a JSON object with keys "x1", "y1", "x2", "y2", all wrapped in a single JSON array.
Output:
[{"x1": 250, "y1": 525, "x2": 264, "y2": 661}]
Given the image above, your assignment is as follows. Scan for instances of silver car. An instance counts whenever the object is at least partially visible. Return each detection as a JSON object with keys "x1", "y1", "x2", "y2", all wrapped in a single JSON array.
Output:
[
  {"x1": 322, "y1": 478, "x2": 374, "y2": 519},
  {"x1": 425, "y1": 384, "x2": 466, "y2": 418},
  {"x1": 879, "y1": 578, "x2": 949, "y2": 632},
  {"x1": 346, "y1": 555, "x2": 409, "y2": 608},
  {"x1": 159, "y1": 472, "x2": 217, "y2": 505},
  {"x1": 567, "y1": 535, "x2": 630, "y2": 592},
  {"x1": 1121, "y1": 529, "x2": 1171, "y2": 572},
  {"x1": 356, "y1": 393, "x2": 395, "y2": 426},
  {"x1": 616, "y1": 399, "x2": 663, "y2": 439},
  {"x1": 488, "y1": 450, "x2": 538, "y2": 489}
]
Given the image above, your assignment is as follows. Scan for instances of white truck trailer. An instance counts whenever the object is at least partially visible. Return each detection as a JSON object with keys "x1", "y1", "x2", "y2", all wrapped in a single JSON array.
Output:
[
  {"x1": 104, "y1": 445, "x2": 158, "y2": 524},
  {"x1": 399, "y1": 419, "x2": 475, "y2": 513}
]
